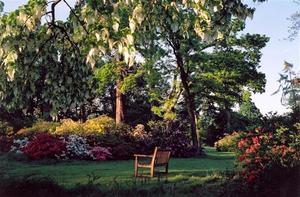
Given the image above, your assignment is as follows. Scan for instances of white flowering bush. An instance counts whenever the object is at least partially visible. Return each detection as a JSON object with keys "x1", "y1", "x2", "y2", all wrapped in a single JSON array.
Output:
[
  {"x1": 10, "y1": 137, "x2": 29, "y2": 153},
  {"x1": 64, "y1": 135, "x2": 91, "y2": 159}
]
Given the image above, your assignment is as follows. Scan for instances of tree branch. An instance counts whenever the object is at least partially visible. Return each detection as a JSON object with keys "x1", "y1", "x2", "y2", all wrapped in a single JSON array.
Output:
[{"x1": 63, "y1": 0, "x2": 88, "y2": 34}]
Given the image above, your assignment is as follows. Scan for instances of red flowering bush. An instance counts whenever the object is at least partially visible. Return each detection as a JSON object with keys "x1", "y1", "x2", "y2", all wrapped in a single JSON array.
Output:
[
  {"x1": 89, "y1": 146, "x2": 112, "y2": 160},
  {"x1": 23, "y1": 133, "x2": 66, "y2": 160},
  {"x1": 236, "y1": 124, "x2": 300, "y2": 185}
]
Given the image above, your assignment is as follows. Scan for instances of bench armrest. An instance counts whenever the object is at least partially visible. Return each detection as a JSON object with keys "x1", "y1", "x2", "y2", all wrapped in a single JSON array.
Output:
[{"x1": 134, "y1": 154, "x2": 153, "y2": 158}]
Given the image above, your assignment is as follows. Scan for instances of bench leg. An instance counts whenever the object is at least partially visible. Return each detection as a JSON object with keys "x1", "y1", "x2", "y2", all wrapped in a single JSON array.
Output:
[
  {"x1": 150, "y1": 166, "x2": 154, "y2": 177},
  {"x1": 165, "y1": 164, "x2": 168, "y2": 174},
  {"x1": 134, "y1": 157, "x2": 138, "y2": 177}
]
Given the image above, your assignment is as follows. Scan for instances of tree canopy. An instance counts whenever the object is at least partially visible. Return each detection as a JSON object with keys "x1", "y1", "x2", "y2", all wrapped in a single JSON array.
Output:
[{"x1": 0, "y1": 0, "x2": 268, "y2": 152}]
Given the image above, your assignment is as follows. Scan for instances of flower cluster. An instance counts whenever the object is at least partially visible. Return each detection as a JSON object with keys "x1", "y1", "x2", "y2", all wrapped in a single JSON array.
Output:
[
  {"x1": 236, "y1": 126, "x2": 300, "y2": 184},
  {"x1": 89, "y1": 146, "x2": 112, "y2": 160},
  {"x1": 132, "y1": 124, "x2": 150, "y2": 140},
  {"x1": 11, "y1": 133, "x2": 113, "y2": 161},
  {"x1": 64, "y1": 135, "x2": 91, "y2": 159},
  {"x1": 23, "y1": 133, "x2": 66, "y2": 160},
  {"x1": 10, "y1": 137, "x2": 29, "y2": 153}
]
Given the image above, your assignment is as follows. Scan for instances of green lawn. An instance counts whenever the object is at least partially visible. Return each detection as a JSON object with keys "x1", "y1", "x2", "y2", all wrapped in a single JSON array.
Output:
[{"x1": 0, "y1": 147, "x2": 236, "y2": 189}]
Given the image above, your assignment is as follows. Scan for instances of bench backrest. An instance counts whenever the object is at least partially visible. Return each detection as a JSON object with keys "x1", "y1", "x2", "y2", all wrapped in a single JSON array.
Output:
[{"x1": 151, "y1": 147, "x2": 171, "y2": 166}]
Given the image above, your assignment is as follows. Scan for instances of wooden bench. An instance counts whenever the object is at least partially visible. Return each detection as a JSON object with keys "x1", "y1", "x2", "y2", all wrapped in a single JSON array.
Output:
[{"x1": 134, "y1": 147, "x2": 171, "y2": 177}]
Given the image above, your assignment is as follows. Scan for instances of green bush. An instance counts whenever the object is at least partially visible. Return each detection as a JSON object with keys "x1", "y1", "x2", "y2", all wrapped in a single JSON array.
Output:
[
  {"x1": 16, "y1": 120, "x2": 60, "y2": 138},
  {"x1": 214, "y1": 132, "x2": 245, "y2": 152},
  {"x1": 0, "y1": 121, "x2": 14, "y2": 152},
  {"x1": 91, "y1": 123, "x2": 134, "y2": 159},
  {"x1": 0, "y1": 121, "x2": 13, "y2": 135},
  {"x1": 0, "y1": 121, "x2": 13, "y2": 152}
]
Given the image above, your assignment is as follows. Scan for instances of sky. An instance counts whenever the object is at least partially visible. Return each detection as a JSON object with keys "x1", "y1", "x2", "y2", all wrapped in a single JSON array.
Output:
[{"x1": 2, "y1": 0, "x2": 300, "y2": 115}]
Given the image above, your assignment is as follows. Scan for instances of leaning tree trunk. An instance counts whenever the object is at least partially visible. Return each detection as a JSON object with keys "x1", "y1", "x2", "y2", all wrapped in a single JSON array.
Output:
[
  {"x1": 175, "y1": 52, "x2": 200, "y2": 153},
  {"x1": 115, "y1": 79, "x2": 124, "y2": 124}
]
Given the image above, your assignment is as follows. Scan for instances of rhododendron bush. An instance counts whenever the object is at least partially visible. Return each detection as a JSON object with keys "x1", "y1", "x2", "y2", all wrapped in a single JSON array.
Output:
[
  {"x1": 14, "y1": 133, "x2": 114, "y2": 161},
  {"x1": 236, "y1": 123, "x2": 300, "y2": 185},
  {"x1": 23, "y1": 133, "x2": 66, "y2": 160}
]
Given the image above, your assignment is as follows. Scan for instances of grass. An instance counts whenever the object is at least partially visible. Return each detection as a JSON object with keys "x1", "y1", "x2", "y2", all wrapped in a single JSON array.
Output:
[
  {"x1": 0, "y1": 147, "x2": 297, "y2": 197},
  {"x1": 0, "y1": 146, "x2": 236, "y2": 189}
]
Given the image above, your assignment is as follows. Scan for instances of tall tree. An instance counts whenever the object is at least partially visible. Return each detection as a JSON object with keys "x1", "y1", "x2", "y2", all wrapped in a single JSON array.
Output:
[{"x1": 135, "y1": 0, "x2": 267, "y2": 152}]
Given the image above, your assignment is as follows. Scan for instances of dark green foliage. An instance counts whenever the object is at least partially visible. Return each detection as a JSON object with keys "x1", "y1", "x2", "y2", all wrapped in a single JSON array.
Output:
[
  {"x1": 147, "y1": 120, "x2": 196, "y2": 157},
  {"x1": 0, "y1": 120, "x2": 13, "y2": 153}
]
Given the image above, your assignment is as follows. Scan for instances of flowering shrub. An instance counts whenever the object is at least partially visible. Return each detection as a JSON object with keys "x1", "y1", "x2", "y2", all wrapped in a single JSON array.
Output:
[
  {"x1": 214, "y1": 132, "x2": 245, "y2": 152},
  {"x1": 89, "y1": 146, "x2": 112, "y2": 160},
  {"x1": 83, "y1": 116, "x2": 116, "y2": 135},
  {"x1": 54, "y1": 119, "x2": 83, "y2": 135},
  {"x1": 10, "y1": 137, "x2": 29, "y2": 153},
  {"x1": 236, "y1": 124, "x2": 300, "y2": 185},
  {"x1": 55, "y1": 116, "x2": 121, "y2": 137},
  {"x1": 16, "y1": 120, "x2": 60, "y2": 138},
  {"x1": 132, "y1": 124, "x2": 150, "y2": 140},
  {"x1": 64, "y1": 135, "x2": 91, "y2": 159},
  {"x1": 23, "y1": 133, "x2": 66, "y2": 160}
]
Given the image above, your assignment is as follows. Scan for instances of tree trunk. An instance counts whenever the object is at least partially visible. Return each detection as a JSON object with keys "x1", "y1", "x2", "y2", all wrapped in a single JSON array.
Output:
[
  {"x1": 80, "y1": 105, "x2": 87, "y2": 123},
  {"x1": 175, "y1": 52, "x2": 200, "y2": 152},
  {"x1": 225, "y1": 108, "x2": 231, "y2": 133},
  {"x1": 115, "y1": 79, "x2": 124, "y2": 124}
]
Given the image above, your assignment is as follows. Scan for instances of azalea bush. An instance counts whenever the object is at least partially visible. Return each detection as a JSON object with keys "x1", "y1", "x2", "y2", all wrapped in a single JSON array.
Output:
[
  {"x1": 236, "y1": 124, "x2": 300, "y2": 185},
  {"x1": 23, "y1": 133, "x2": 67, "y2": 160},
  {"x1": 89, "y1": 146, "x2": 112, "y2": 160},
  {"x1": 214, "y1": 132, "x2": 245, "y2": 152}
]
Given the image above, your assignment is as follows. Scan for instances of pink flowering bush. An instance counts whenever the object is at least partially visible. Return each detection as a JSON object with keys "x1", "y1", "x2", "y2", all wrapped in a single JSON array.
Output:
[
  {"x1": 236, "y1": 124, "x2": 300, "y2": 185},
  {"x1": 89, "y1": 146, "x2": 112, "y2": 160}
]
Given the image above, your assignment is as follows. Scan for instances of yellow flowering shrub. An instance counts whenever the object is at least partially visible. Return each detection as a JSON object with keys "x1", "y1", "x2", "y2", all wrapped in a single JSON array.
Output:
[
  {"x1": 82, "y1": 115, "x2": 116, "y2": 135},
  {"x1": 54, "y1": 116, "x2": 116, "y2": 136},
  {"x1": 214, "y1": 131, "x2": 245, "y2": 152},
  {"x1": 54, "y1": 119, "x2": 83, "y2": 135},
  {"x1": 17, "y1": 120, "x2": 60, "y2": 138}
]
